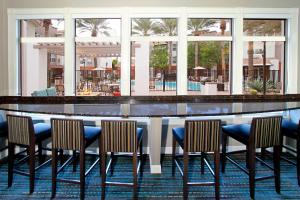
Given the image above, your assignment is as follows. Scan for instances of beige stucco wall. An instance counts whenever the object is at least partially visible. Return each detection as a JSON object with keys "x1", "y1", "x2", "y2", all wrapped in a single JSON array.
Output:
[{"x1": 0, "y1": 0, "x2": 300, "y2": 95}]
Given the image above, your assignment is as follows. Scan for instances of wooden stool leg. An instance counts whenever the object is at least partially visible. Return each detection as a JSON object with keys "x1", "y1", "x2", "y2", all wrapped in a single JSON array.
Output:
[
  {"x1": 260, "y1": 147, "x2": 266, "y2": 167},
  {"x1": 59, "y1": 149, "x2": 63, "y2": 165},
  {"x1": 51, "y1": 149, "x2": 58, "y2": 198},
  {"x1": 214, "y1": 150, "x2": 220, "y2": 200},
  {"x1": 8, "y1": 143, "x2": 15, "y2": 187},
  {"x1": 201, "y1": 152, "x2": 205, "y2": 174},
  {"x1": 273, "y1": 145, "x2": 281, "y2": 194},
  {"x1": 38, "y1": 142, "x2": 43, "y2": 165},
  {"x1": 139, "y1": 140, "x2": 143, "y2": 163},
  {"x1": 139, "y1": 140, "x2": 144, "y2": 177},
  {"x1": 297, "y1": 135, "x2": 300, "y2": 186},
  {"x1": 101, "y1": 153, "x2": 106, "y2": 200},
  {"x1": 72, "y1": 150, "x2": 77, "y2": 172},
  {"x1": 133, "y1": 152, "x2": 138, "y2": 199},
  {"x1": 110, "y1": 152, "x2": 114, "y2": 176},
  {"x1": 29, "y1": 143, "x2": 35, "y2": 194},
  {"x1": 183, "y1": 152, "x2": 189, "y2": 200},
  {"x1": 80, "y1": 148, "x2": 85, "y2": 200},
  {"x1": 246, "y1": 145, "x2": 250, "y2": 169},
  {"x1": 221, "y1": 134, "x2": 228, "y2": 173},
  {"x1": 248, "y1": 147, "x2": 256, "y2": 199},
  {"x1": 172, "y1": 136, "x2": 176, "y2": 176}
]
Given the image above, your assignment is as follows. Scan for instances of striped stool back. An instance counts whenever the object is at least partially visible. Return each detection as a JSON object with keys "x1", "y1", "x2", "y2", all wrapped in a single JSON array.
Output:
[
  {"x1": 184, "y1": 120, "x2": 221, "y2": 152},
  {"x1": 7, "y1": 114, "x2": 33, "y2": 145},
  {"x1": 251, "y1": 116, "x2": 282, "y2": 148},
  {"x1": 101, "y1": 120, "x2": 137, "y2": 153},
  {"x1": 51, "y1": 118, "x2": 84, "y2": 150}
]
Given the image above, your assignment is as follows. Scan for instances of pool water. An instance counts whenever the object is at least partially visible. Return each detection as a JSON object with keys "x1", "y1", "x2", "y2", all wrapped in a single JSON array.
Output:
[{"x1": 131, "y1": 80, "x2": 201, "y2": 91}]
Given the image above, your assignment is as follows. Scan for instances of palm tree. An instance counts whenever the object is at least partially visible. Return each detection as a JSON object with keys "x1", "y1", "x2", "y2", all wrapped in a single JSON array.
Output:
[
  {"x1": 188, "y1": 19, "x2": 216, "y2": 79},
  {"x1": 152, "y1": 19, "x2": 177, "y2": 91},
  {"x1": 76, "y1": 19, "x2": 111, "y2": 68},
  {"x1": 132, "y1": 18, "x2": 157, "y2": 36},
  {"x1": 76, "y1": 19, "x2": 111, "y2": 37}
]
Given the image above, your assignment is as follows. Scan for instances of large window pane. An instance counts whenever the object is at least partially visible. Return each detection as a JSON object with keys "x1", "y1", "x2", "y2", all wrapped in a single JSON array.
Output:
[
  {"x1": 131, "y1": 41, "x2": 177, "y2": 96},
  {"x1": 243, "y1": 19, "x2": 285, "y2": 36},
  {"x1": 75, "y1": 18, "x2": 121, "y2": 37},
  {"x1": 21, "y1": 19, "x2": 64, "y2": 37},
  {"x1": 131, "y1": 18, "x2": 177, "y2": 36},
  {"x1": 21, "y1": 42, "x2": 65, "y2": 96},
  {"x1": 187, "y1": 18, "x2": 231, "y2": 36},
  {"x1": 75, "y1": 18, "x2": 121, "y2": 96},
  {"x1": 75, "y1": 42, "x2": 121, "y2": 96},
  {"x1": 243, "y1": 41, "x2": 284, "y2": 94},
  {"x1": 187, "y1": 41, "x2": 231, "y2": 95}
]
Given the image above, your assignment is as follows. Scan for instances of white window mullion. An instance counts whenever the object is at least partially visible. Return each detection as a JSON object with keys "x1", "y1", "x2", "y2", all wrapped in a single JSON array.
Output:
[
  {"x1": 75, "y1": 37, "x2": 120, "y2": 43},
  {"x1": 232, "y1": 12, "x2": 243, "y2": 94},
  {"x1": 21, "y1": 37, "x2": 65, "y2": 43},
  {"x1": 243, "y1": 36, "x2": 286, "y2": 42},
  {"x1": 177, "y1": 11, "x2": 187, "y2": 95},
  {"x1": 121, "y1": 11, "x2": 131, "y2": 96},
  {"x1": 7, "y1": 13, "x2": 19, "y2": 95},
  {"x1": 64, "y1": 9, "x2": 75, "y2": 96},
  {"x1": 187, "y1": 36, "x2": 232, "y2": 42},
  {"x1": 130, "y1": 36, "x2": 178, "y2": 42},
  {"x1": 286, "y1": 10, "x2": 299, "y2": 93}
]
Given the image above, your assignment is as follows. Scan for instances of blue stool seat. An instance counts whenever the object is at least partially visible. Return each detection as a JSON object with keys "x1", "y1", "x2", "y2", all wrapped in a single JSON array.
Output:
[
  {"x1": 0, "y1": 121, "x2": 8, "y2": 137},
  {"x1": 222, "y1": 124, "x2": 251, "y2": 144},
  {"x1": 84, "y1": 126, "x2": 101, "y2": 141},
  {"x1": 172, "y1": 127, "x2": 184, "y2": 147},
  {"x1": 34, "y1": 123, "x2": 51, "y2": 140},
  {"x1": 282, "y1": 119, "x2": 298, "y2": 139}
]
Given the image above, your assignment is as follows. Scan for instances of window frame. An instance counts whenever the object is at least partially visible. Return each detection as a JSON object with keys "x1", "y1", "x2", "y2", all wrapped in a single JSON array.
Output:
[
  {"x1": 7, "y1": 7, "x2": 299, "y2": 96},
  {"x1": 242, "y1": 18, "x2": 287, "y2": 95},
  {"x1": 186, "y1": 17, "x2": 233, "y2": 95}
]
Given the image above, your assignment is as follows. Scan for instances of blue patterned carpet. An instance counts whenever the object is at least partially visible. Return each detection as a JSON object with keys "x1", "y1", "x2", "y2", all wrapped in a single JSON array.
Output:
[{"x1": 0, "y1": 153, "x2": 299, "y2": 199}]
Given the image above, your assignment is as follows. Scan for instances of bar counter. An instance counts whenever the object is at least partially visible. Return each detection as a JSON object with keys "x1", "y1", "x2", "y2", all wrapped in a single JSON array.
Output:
[
  {"x1": 1, "y1": 97, "x2": 300, "y2": 173},
  {"x1": 0, "y1": 101, "x2": 300, "y2": 117}
]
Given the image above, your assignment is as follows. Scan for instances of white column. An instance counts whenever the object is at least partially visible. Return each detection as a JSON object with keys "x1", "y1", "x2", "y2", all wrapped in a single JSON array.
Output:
[
  {"x1": 135, "y1": 42, "x2": 149, "y2": 95},
  {"x1": 286, "y1": 10, "x2": 299, "y2": 93},
  {"x1": 149, "y1": 117, "x2": 162, "y2": 174},
  {"x1": 232, "y1": 11, "x2": 243, "y2": 94},
  {"x1": 121, "y1": 12, "x2": 131, "y2": 96},
  {"x1": 7, "y1": 11, "x2": 19, "y2": 95},
  {"x1": 64, "y1": 8, "x2": 75, "y2": 96},
  {"x1": 177, "y1": 11, "x2": 187, "y2": 95}
]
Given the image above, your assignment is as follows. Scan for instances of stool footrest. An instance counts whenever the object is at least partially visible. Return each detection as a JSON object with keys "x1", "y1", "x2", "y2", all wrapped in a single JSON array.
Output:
[
  {"x1": 255, "y1": 175, "x2": 275, "y2": 181},
  {"x1": 56, "y1": 178, "x2": 80, "y2": 184},
  {"x1": 106, "y1": 181, "x2": 134, "y2": 187},
  {"x1": 226, "y1": 155, "x2": 249, "y2": 175},
  {"x1": 85, "y1": 158, "x2": 99, "y2": 176},
  {"x1": 188, "y1": 181, "x2": 215, "y2": 186}
]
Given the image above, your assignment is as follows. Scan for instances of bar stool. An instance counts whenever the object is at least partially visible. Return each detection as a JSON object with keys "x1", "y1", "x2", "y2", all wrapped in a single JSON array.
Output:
[
  {"x1": 222, "y1": 116, "x2": 282, "y2": 199},
  {"x1": 51, "y1": 118, "x2": 101, "y2": 200},
  {"x1": 100, "y1": 120, "x2": 144, "y2": 199},
  {"x1": 7, "y1": 114, "x2": 52, "y2": 194},
  {"x1": 281, "y1": 109, "x2": 300, "y2": 186},
  {"x1": 172, "y1": 119, "x2": 221, "y2": 200},
  {"x1": 0, "y1": 115, "x2": 8, "y2": 156}
]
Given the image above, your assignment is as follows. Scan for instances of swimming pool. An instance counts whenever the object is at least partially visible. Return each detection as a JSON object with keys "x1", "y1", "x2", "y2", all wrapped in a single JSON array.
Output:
[{"x1": 131, "y1": 80, "x2": 201, "y2": 91}]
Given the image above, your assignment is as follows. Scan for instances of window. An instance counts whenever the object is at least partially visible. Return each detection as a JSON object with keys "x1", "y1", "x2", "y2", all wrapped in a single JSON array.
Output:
[
  {"x1": 130, "y1": 18, "x2": 178, "y2": 96},
  {"x1": 187, "y1": 19, "x2": 232, "y2": 95},
  {"x1": 11, "y1": 8, "x2": 296, "y2": 97},
  {"x1": 75, "y1": 18, "x2": 121, "y2": 96},
  {"x1": 243, "y1": 19, "x2": 285, "y2": 95},
  {"x1": 20, "y1": 19, "x2": 65, "y2": 96}
]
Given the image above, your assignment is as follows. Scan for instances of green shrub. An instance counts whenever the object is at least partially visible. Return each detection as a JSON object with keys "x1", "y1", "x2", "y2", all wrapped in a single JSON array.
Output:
[{"x1": 247, "y1": 79, "x2": 276, "y2": 93}]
